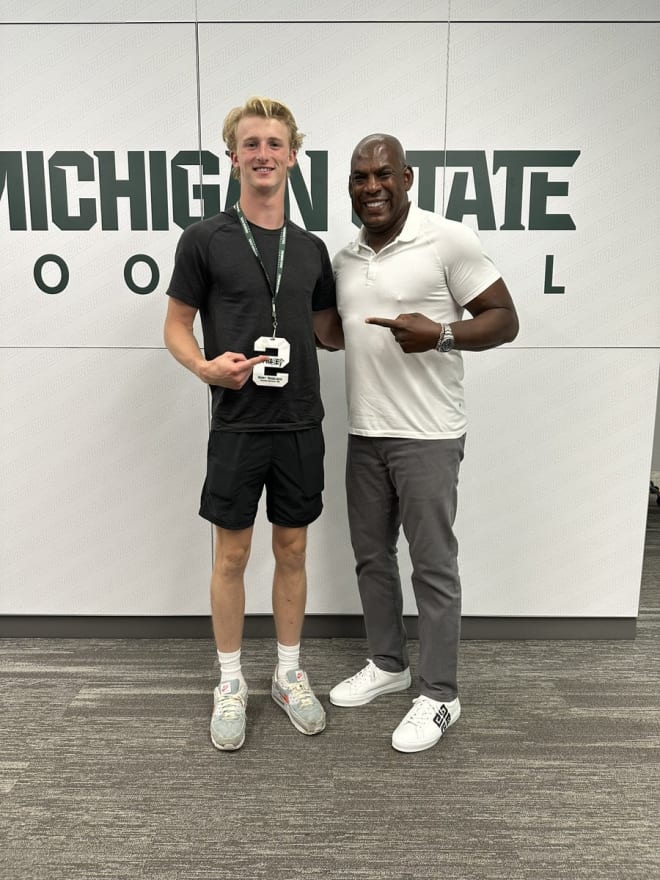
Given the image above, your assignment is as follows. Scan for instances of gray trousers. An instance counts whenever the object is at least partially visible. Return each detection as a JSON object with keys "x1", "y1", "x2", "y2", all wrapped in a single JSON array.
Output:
[{"x1": 346, "y1": 434, "x2": 465, "y2": 701}]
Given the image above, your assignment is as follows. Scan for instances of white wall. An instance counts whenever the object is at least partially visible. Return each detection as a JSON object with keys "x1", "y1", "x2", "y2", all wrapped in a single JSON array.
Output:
[{"x1": 1, "y1": 1, "x2": 658, "y2": 620}]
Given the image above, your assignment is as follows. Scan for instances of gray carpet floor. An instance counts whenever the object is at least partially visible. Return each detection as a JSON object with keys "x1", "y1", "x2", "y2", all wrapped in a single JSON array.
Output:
[{"x1": 1, "y1": 501, "x2": 659, "y2": 880}]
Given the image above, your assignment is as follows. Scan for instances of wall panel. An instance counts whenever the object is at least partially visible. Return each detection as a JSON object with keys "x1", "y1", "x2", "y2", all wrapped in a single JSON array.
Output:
[
  {"x1": 444, "y1": 21, "x2": 659, "y2": 348},
  {"x1": 450, "y1": 1, "x2": 659, "y2": 22},
  {"x1": 0, "y1": 1, "x2": 196, "y2": 23},
  {"x1": 1, "y1": 348, "x2": 210, "y2": 614},
  {"x1": 196, "y1": 1, "x2": 448, "y2": 22}
]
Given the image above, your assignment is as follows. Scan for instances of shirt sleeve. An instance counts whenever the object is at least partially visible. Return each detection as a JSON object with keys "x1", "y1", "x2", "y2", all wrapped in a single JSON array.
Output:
[
  {"x1": 442, "y1": 222, "x2": 502, "y2": 307},
  {"x1": 165, "y1": 221, "x2": 211, "y2": 309},
  {"x1": 311, "y1": 236, "x2": 337, "y2": 312}
]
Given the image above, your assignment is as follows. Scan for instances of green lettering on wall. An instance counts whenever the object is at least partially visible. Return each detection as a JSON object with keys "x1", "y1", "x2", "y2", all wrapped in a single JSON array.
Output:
[
  {"x1": 0, "y1": 151, "x2": 27, "y2": 229},
  {"x1": 287, "y1": 151, "x2": 328, "y2": 231},
  {"x1": 403, "y1": 150, "x2": 496, "y2": 227},
  {"x1": 94, "y1": 151, "x2": 147, "y2": 230},
  {"x1": 493, "y1": 151, "x2": 526, "y2": 230},
  {"x1": 149, "y1": 151, "x2": 169, "y2": 230},
  {"x1": 1, "y1": 147, "x2": 582, "y2": 235},
  {"x1": 26, "y1": 152, "x2": 48, "y2": 230},
  {"x1": 406, "y1": 150, "x2": 441, "y2": 212},
  {"x1": 445, "y1": 151, "x2": 496, "y2": 229},
  {"x1": 224, "y1": 174, "x2": 241, "y2": 210},
  {"x1": 124, "y1": 254, "x2": 160, "y2": 294},
  {"x1": 34, "y1": 253, "x2": 69, "y2": 293},
  {"x1": 172, "y1": 151, "x2": 221, "y2": 229},
  {"x1": 544, "y1": 254, "x2": 565, "y2": 293},
  {"x1": 49, "y1": 151, "x2": 96, "y2": 231},
  {"x1": 494, "y1": 150, "x2": 579, "y2": 230},
  {"x1": 529, "y1": 173, "x2": 576, "y2": 230},
  {"x1": 197, "y1": 151, "x2": 221, "y2": 219}
]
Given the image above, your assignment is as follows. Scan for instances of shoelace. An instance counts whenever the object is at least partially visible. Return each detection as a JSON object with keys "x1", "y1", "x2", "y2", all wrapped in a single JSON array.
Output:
[
  {"x1": 347, "y1": 659, "x2": 378, "y2": 686},
  {"x1": 286, "y1": 679, "x2": 314, "y2": 707},
  {"x1": 404, "y1": 696, "x2": 439, "y2": 725},
  {"x1": 215, "y1": 692, "x2": 244, "y2": 720}
]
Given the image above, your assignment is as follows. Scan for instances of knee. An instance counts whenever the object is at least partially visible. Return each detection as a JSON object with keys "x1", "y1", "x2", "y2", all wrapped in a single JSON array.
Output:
[
  {"x1": 214, "y1": 543, "x2": 251, "y2": 578},
  {"x1": 273, "y1": 531, "x2": 307, "y2": 572},
  {"x1": 354, "y1": 545, "x2": 398, "y2": 574}
]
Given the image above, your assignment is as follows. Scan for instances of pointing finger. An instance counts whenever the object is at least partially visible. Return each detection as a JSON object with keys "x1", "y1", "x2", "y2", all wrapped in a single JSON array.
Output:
[{"x1": 365, "y1": 317, "x2": 402, "y2": 328}]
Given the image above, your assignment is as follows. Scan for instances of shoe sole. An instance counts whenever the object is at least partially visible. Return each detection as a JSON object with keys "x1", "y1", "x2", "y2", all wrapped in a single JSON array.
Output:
[
  {"x1": 210, "y1": 727, "x2": 245, "y2": 751},
  {"x1": 271, "y1": 688, "x2": 326, "y2": 735},
  {"x1": 329, "y1": 672, "x2": 412, "y2": 707},
  {"x1": 391, "y1": 706, "x2": 460, "y2": 753}
]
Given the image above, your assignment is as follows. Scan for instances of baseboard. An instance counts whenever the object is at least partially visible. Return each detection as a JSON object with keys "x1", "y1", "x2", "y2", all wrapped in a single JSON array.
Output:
[{"x1": 0, "y1": 614, "x2": 637, "y2": 639}]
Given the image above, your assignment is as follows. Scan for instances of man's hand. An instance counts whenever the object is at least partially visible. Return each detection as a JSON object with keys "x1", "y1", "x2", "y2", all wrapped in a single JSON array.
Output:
[
  {"x1": 366, "y1": 313, "x2": 441, "y2": 353},
  {"x1": 198, "y1": 352, "x2": 269, "y2": 389}
]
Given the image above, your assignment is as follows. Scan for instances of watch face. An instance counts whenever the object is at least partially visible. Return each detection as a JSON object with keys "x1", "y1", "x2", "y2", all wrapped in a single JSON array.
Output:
[{"x1": 440, "y1": 337, "x2": 454, "y2": 352}]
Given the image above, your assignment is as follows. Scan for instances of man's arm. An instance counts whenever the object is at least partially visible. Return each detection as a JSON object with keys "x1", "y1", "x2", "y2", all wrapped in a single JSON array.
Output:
[
  {"x1": 455, "y1": 277, "x2": 519, "y2": 350},
  {"x1": 313, "y1": 307, "x2": 345, "y2": 351},
  {"x1": 365, "y1": 278, "x2": 518, "y2": 354},
  {"x1": 164, "y1": 296, "x2": 268, "y2": 389}
]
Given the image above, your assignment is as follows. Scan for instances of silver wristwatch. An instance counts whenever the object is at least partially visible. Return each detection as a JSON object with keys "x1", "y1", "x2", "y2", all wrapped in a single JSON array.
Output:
[{"x1": 435, "y1": 323, "x2": 455, "y2": 353}]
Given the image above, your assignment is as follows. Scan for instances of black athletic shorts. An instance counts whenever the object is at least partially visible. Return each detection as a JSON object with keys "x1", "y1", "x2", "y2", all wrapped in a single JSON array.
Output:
[{"x1": 199, "y1": 427, "x2": 325, "y2": 530}]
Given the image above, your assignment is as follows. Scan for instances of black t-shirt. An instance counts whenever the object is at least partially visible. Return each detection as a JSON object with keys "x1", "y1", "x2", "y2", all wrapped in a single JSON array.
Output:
[{"x1": 166, "y1": 208, "x2": 336, "y2": 431}]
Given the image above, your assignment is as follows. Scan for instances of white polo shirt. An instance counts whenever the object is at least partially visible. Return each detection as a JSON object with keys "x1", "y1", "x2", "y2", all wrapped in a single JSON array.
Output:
[{"x1": 333, "y1": 203, "x2": 501, "y2": 439}]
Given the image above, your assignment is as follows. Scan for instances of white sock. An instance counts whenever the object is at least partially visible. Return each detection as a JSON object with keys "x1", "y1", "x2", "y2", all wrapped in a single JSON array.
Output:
[
  {"x1": 276, "y1": 642, "x2": 300, "y2": 681},
  {"x1": 217, "y1": 648, "x2": 244, "y2": 685}
]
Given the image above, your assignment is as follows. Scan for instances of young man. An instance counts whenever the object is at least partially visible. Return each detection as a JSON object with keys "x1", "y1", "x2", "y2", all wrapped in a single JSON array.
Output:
[
  {"x1": 330, "y1": 134, "x2": 519, "y2": 753},
  {"x1": 164, "y1": 97, "x2": 342, "y2": 751}
]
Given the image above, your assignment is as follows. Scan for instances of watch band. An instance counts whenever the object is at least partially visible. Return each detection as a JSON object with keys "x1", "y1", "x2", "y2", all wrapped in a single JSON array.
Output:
[{"x1": 436, "y1": 323, "x2": 455, "y2": 352}]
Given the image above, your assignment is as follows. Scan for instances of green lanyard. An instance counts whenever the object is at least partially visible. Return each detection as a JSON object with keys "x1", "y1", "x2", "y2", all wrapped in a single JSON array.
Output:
[{"x1": 235, "y1": 201, "x2": 287, "y2": 338}]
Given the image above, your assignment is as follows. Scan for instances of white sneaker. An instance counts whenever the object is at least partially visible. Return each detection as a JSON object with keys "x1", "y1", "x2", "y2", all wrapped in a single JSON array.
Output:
[
  {"x1": 210, "y1": 679, "x2": 248, "y2": 751},
  {"x1": 271, "y1": 669, "x2": 326, "y2": 735},
  {"x1": 391, "y1": 695, "x2": 460, "y2": 753},
  {"x1": 329, "y1": 659, "x2": 411, "y2": 707}
]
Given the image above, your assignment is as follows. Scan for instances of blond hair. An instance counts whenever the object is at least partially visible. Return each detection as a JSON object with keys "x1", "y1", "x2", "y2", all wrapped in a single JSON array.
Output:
[{"x1": 222, "y1": 96, "x2": 304, "y2": 178}]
